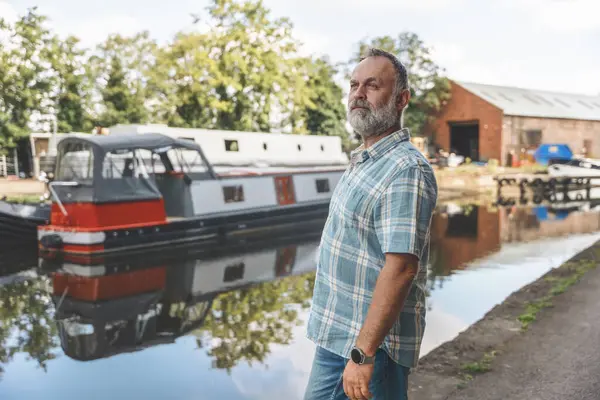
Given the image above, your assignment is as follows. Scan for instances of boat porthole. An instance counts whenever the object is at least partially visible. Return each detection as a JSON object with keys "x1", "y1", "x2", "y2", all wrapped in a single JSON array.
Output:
[{"x1": 113, "y1": 232, "x2": 117, "y2": 237}]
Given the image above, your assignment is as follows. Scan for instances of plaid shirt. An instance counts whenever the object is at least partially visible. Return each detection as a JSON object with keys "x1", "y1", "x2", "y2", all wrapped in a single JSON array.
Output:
[{"x1": 306, "y1": 128, "x2": 438, "y2": 368}]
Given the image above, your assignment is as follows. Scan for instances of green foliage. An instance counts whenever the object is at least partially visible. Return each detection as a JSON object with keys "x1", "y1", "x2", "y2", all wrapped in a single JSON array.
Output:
[
  {"x1": 461, "y1": 350, "x2": 497, "y2": 374},
  {"x1": 518, "y1": 259, "x2": 598, "y2": 330},
  {"x1": 0, "y1": 276, "x2": 59, "y2": 377},
  {"x1": 297, "y1": 57, "x2": 347, "y2": 138},
  {"x1": 0, "y1": 2, "x2": 451, "y2": 153},
  {"x1": 48, "y1": 35, "x2": 94, "y2": 132},
  {"x1": 349, "y1": 32, "x2": 452, "y2": 137},
  {"x1": 149, "y1": 0, "x2": 347, "y2": 137},
  {"x1": 89, "y1": 31, "x2": 156, "y2": 127},
  {"x1": 194, "y1": 271, "x2": 315, "y2": 372},
  {"x1": 0, "y1": 8, "x2": 56, "y2": 150}
]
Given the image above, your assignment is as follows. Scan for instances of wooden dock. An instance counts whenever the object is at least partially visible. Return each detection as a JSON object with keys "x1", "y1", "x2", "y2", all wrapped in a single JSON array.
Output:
[{"x1": 494, "y1": 174, "x2": 600, "y2": 207}]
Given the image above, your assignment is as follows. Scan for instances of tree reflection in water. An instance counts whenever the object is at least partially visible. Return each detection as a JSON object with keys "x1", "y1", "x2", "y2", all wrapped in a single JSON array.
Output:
[
  {"x1": 194, "y1": 272, "x2": 315, "y2": 372},
  {"x1": 0, "y1": 276, "x2": 59, "y2": 378}
]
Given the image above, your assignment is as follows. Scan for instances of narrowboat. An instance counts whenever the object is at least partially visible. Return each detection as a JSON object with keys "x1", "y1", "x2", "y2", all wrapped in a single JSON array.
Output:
[
  {"x1": 0, "y1": 200, "x2": 50, "y2": 245},
  {"x1": 38, "y1": 131, "x2": 345, "y2": 258}
]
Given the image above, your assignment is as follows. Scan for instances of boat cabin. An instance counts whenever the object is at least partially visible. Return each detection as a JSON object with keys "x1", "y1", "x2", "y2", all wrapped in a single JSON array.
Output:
[{"x1": 50, "y1": 133, "x2": 216, "y2": 228}]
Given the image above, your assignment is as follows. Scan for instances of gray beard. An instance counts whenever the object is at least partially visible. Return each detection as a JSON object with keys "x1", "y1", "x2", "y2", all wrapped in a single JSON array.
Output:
[{"x1": 347, "y1": 99, "x2": 399, "y2": 139}]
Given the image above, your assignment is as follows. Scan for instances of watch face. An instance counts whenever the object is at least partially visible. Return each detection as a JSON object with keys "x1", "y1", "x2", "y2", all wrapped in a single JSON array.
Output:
[{"x1": 351, "y1": 348, "x2": 363, "y2": 364}]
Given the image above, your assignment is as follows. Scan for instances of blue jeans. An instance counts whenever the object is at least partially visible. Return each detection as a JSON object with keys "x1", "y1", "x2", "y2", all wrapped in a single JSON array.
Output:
[{"x1": 304, "y1": 346, "x2": 409, "y2": 400}]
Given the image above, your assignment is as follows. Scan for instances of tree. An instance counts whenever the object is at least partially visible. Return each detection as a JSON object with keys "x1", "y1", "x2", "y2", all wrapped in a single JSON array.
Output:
[
  {"x1": 48, "y1": 35, "x2": 94, "y2": 133},
  {"x1": 0, "y1": 8, "x2": 57, "y2": 150},
  {"x1": 349, "y1": 32, "x2": 452, "y2": 138},
  {"x1": 154, "y1": 0, "x2": 335, "y2": 133},
  {"x1": 149, "y1": 31, "x2": 225, "y2": 128},
  {"x1": 89, "y1": 32, "x2": 157, "y2": 127},
  {"x1": 286, "y1": 56, "x2": 350, "y2": 147}
]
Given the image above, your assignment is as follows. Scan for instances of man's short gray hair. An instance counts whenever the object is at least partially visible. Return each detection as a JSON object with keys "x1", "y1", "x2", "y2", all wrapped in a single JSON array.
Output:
[{"x1": 360, "y1": 47, "x2": 409, "y2": 97}]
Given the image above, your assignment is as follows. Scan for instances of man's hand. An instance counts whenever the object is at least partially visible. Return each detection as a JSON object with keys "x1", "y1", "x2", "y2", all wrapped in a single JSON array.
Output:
[{"x1": 343, "y1": 360, "x2": 374, "y2": 400}]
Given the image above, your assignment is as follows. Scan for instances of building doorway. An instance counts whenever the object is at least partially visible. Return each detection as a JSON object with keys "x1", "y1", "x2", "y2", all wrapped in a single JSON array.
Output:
[{"x1": 449, "y1": 122, "x2": 479, "y2": 162}]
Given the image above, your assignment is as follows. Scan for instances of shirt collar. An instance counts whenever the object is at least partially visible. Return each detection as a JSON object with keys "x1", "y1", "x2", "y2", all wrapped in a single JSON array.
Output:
[{"x1": 350, "y1": 128, "x2": 411, "y2": 165}]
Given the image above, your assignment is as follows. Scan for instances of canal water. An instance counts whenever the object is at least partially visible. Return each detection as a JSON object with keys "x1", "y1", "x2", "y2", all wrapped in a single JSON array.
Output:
[{"x1": 1, "y1": 199, "x2": 600, "y2": 399}]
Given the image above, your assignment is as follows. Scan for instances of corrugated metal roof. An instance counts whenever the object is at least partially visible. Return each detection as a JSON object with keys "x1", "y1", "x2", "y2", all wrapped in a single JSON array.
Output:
[{"x1": 455, "y1": 81, "x2": 600, "y2": 121}]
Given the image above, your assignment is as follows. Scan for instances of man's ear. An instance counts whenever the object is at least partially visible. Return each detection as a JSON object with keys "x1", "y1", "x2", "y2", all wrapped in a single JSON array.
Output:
[{"x1": 397, "y1": 89, "x2": 411, "y2": 112}]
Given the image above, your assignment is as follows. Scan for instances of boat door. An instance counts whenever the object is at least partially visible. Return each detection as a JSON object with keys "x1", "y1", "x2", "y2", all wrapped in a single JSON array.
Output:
[
  {"x1": 274, "y1": 176, "x2": 296, "y2": 205},
  {"x1": 274, "y1": 246, "x2": 297, "y2": 276}
]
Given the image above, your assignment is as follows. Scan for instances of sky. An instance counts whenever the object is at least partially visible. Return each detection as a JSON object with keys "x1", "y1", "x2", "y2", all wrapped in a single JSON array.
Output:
[{"x1": 1, "y1": 0, "x2": 599, "y2": 96}]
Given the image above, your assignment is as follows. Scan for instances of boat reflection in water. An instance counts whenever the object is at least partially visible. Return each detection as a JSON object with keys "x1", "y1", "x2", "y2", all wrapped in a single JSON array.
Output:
[{"x1": 44, "y1": 228, "x2": 324, "y2": 363}]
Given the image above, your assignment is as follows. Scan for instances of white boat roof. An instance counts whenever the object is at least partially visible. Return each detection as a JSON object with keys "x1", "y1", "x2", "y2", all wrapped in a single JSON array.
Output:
[{"x1": 108, "y1": 124, "x2": 350, "y2": 167}]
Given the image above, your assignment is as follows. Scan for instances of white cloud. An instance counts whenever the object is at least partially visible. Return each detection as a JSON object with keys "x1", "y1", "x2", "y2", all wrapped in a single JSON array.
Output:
[
  {"x1": 230, "y1": 311, "x2": 315, "y2": 400},
  {"x1": 502, "y1": 0, "x2": 600, "y2": 33},
  {"x1": 0, "y1": 1, "x2": 17, "y2": 23},
  {"x1": 280, "y1": 0, "x2": 465, "y2": 14},
  {"x1": 295, "y1": 28, "x2": 332, "y2": 58},
  {"x1": 427, "y1": 40, "x2": 600, "y2": 95},
  {"x1": 52, "y1": 14, "x2": 143, "y2": 48}
]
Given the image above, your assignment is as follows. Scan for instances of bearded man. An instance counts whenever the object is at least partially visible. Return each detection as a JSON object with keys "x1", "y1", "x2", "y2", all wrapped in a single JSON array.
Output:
[{"x1": 303, "y1": 48, "x2": 438, "y2": 400}]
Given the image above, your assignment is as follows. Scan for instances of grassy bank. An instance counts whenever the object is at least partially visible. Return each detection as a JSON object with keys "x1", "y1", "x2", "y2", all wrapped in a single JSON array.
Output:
[
  {"x1": 409, "y1": 239, "x2": 600, "y2": 399},
  {"x1": 2, "y1": 194, "x2": 44, "y2": 204}
]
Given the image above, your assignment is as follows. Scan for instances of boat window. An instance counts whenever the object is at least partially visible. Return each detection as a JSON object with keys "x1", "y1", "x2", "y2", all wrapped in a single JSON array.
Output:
[
  {"x1": 263, "y1": 142, "x2": 268, "y2": 150},
  {"x1": 225, "y1": 139, "x2": 239, "y2": 152},
  {"x1": 102, "y1": 149, "x2": 152, "y2": 179},
  {"x1": 149, "y1": 152, "x2": 166, "y2": 173},
  {"x1": 320, "y1": 144, "x2": 325, "y2": 151},
  {"x1": 297, "y1": 144, "x2": 302, "y2": 151},
  {"x1": 56, "y1": 142, "x2": 94, "y2": 182},
  {"x1": 315, "y1": 178, "x2": 330, "y2": 193},
  {"x1": 167, "y1": 148, "x2": 207, "y2": 173},
  {"x1": 222, "y1": 185, "x2": 244, "y2": 203}
]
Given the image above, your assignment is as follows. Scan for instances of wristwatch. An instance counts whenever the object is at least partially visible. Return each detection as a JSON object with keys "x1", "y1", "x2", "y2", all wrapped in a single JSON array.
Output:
[{"x1": 350, "y1": 347, "x2": 375, "y2": 365}]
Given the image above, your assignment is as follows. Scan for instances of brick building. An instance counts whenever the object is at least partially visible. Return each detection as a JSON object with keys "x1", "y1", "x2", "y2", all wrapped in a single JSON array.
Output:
[{"x1": 431, "y1": 81, "x2": 600, "y2": 166}]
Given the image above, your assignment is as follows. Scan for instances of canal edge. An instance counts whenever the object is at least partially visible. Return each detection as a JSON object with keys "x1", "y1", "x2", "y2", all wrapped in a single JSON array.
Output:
[{"x1": 408, "y1": 238, "x2": 600, "y2": 400}]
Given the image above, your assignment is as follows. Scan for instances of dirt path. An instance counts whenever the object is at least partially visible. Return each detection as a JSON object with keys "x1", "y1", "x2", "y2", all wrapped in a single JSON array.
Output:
[
  {"x1": 445, "y1": 257, "x2": 600, "y2": 400},
  {"x1": 0, "y1": 179, "x2": 45, "y2": 196},
  {"x1": 408, "y1": 241, "x2": 600, "y2": 400}
]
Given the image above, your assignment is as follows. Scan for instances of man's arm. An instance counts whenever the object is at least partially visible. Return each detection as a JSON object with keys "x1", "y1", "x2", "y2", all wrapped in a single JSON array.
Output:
[
  {"x1": 355, "y1": 252, "x2": 418, "y2": 356},
  {"x1": 356, "y1": 165, "x2": 436, "y2": 356}
]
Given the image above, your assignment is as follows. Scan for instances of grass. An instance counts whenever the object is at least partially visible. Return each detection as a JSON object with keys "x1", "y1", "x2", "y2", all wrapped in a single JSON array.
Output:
[
  {"x1": 517, "y1": 259, "x2": 598, "y2": 331},
  {"x1": 1, "y1": 194, "x2": 45, "y2": 204},
  {"x1": 457, "y1": 351, "x2": 498, "y2": 389},
  {"x1": 461, "y1": 351, "x2": 497, "y2": 374}
]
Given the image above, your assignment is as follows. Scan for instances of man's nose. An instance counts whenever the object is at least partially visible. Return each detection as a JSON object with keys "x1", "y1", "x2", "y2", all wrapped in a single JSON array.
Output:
[{"x1": 353, "y1": 85, "x2": 367, "y2": 100}]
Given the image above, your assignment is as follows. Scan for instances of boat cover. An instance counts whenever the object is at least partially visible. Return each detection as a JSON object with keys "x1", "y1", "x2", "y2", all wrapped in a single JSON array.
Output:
[
  {"x1": 534, "y1": 144, "x2": 573, "y2": 166},
  {"x1": 52, "y1": 133, "x2": 212, "y2": 203}
]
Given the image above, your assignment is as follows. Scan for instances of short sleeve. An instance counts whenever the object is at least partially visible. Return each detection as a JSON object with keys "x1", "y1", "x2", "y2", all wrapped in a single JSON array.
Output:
[{"x1": 373, "y1": 166, "x2": 437, "y2": 259}]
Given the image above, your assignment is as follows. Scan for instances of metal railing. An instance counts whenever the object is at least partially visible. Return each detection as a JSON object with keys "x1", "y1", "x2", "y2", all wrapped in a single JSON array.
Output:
[{"x1": 48, "y1": 181, "x2": 80, "y2": 216}]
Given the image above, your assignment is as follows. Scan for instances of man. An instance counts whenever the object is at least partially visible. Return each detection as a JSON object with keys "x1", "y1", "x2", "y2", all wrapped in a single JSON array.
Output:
[{"x1": 304, "y1": 48, "x2": 438, "y2": 400}]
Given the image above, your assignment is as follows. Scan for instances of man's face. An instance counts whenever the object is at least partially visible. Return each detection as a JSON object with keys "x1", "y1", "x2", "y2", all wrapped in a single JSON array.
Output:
[{"x1": 347, "y1": 56, "x2": 402, "y2": 138}]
